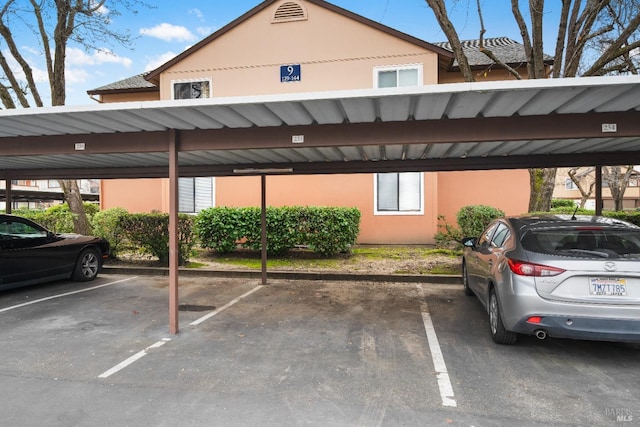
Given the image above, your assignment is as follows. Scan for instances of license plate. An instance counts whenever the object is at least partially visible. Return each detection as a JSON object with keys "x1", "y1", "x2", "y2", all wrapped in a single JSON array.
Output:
[{"x1": 589, "y1": 278, "x2": 627, "y2": 296}]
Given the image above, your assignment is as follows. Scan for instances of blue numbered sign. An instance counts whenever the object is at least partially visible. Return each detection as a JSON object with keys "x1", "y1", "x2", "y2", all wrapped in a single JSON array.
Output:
[{"x1": 280, "y1": 64, "x2": 301, "y2": 83}]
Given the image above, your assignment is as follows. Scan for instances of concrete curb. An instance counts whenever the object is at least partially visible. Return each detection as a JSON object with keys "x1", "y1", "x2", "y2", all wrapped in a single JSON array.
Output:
[{"x1": 102, "y1": 265, "x2": 462, "y2": 285}]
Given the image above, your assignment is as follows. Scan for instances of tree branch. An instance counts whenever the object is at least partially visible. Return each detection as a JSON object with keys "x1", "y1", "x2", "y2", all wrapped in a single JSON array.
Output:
[
  {"x1": 425, "y1": 0, "x2": 475, "y2": 82},
  {"x1": 0, "y1": 82, "x2": 16, "y2": 109},
  {"x1": 510, "y1": 0, "x2": 535, "y2": 78},
  {"x1": 582, "y1": 12, "x2": 640, "y2": 76},
  {"x1": 0, "y1": 20, "x2": 41, "y2": 106}
]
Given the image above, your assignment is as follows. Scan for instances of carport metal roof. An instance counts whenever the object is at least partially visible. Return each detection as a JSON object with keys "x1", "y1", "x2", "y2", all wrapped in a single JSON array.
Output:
[
  {"x1": 2, "y1": 75, "x2": 640, "y2": 334},
  {"x1": 1, "y1": 75, "x2": 640, "y2": 180}
]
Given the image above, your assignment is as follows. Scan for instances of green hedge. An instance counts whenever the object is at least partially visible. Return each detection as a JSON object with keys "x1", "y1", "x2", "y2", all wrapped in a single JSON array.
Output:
[
  {"x1": 119, "y1": 213, "x2": 195, "y2": 266},
  {"x1": 195, "y1": 206, "x2": 361, "y2": 256},
  {"x1": 456, "y1": 205, "x2": 505, "y2": 238},
  {"x1": 4, "y1": 205, "x2": 359, "y2": 261},
  {"x1": 91, "y1": 207, "x2": 129, "y2": 258},
  {"x1": 551, "y1": 199, "x2": 576, "y2": 209},
  {"x1": 8, "y1": 202, "x2": 99, "y2": 233},
  {"x1": 602, "y1": 211, "x2": 640, "y2": 227}
]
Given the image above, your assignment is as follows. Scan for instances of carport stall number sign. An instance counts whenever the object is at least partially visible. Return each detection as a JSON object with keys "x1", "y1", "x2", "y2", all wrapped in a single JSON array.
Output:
[{"x1": 281, "y1": 64, "x2": 301, "y2": 82}]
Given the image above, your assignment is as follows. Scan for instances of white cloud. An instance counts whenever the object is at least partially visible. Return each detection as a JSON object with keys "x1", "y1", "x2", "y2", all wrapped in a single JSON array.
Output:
[
  {"x1": 93, "y1": 50, "x2": 133, "y2": 67},
  {"x1": 196, "y1": 26, "x2": 213, "y2": 36},
  {"x1": 95, "y1": 2, "x2": 109, "y2": 15},
  {"x1": 144, "y1": 51, "x2": 178, "y2": 72},
  {"x1": 21, "y1": 45, "x2": 41, "y2": 56},
  {"x1": 66, "y1": 47, "x2": 133, "y2": 67},
  {"x1": 140, "y1": 23, "x2": 196, "y2": 42},
  {"x1": 2, "y1": 48, "x2": 47, "y2": 83},
  {"x1": 65, "y1": 67, "x2": 90, "y2": 85},
  {"x1": 189, "y1": 8, "x2": 204, "y2": 21}
]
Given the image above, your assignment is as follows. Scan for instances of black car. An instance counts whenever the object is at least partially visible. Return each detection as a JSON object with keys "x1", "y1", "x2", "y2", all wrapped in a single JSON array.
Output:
[{"x1": 0, "y1": 214, "x2": 110, "y2": 290}]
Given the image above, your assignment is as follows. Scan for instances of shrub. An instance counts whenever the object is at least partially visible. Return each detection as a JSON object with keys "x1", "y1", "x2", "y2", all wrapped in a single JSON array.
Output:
[
  {"x1": 551, "y1": 199, "x2": 576, "y2": 209},
  {"x1": 120, "y1": 213, "x2": 195, "y2": 265},
  {"x1": 303, "y1": 207, "x2": 361, "y2": 256},
  {"x1": 243, "y1": 206, "x2": 301, "y2": 255},
  {"x1": 434, "y1": 215, "x2": 463, "y2": 249},
  {"x1": 550, "y1": 207, "x2": 593, "y2": 214},
  {"x1": 456, "y1": 205, "x2": 505, "y2": 238},
  {"x1": 602, "y1": 211, "x2": 640, "y2": 227},
  {"x1": 195, "y1": 207, "x2": 249, "y2": 254},
  {"x1": 9, "y1": 202, "x2": 98, "y2": 233},
  {"x1": 196, "y1": 206, "x2": 361, "y2": 256},
  {"x1": 92, "y1": 207, "x2": 129, "y2": 258}
]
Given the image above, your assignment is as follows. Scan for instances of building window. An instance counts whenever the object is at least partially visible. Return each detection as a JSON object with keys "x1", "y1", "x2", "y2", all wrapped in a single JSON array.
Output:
[
  {"x1": 565, "y1": 178, "x2": 578, "y2": 190},
  {"x1": 375, "y1": 172, "x2": 423, "y2": 215},
  {"x1": 172, "y1": 80, "x2": 211, "y2": 100},
  {"x1": 179, "y1": 177, "x2": 215, "y2": 213},
  {"x1": 374, "y1": 64, "x2": 422, "y2": 88}
]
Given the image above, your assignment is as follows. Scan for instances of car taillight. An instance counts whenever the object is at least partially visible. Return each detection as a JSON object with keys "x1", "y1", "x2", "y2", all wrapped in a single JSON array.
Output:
[{"x1": 507, "y1": 259, "x2": 565, "y2": 277}]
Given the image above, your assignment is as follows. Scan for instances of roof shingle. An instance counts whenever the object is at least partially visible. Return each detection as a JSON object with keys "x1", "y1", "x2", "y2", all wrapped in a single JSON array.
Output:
[
  {"x1": 87, "y1": 73, "x2": 157, "y2": 94},
  {"x1": 433, "y1": 37, "x2": 553, "y2": 68}
]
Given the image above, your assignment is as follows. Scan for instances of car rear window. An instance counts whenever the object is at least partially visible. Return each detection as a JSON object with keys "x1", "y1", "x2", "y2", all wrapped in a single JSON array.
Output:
[{"x1": 521, "y1": 227, "x2": 640, "y2": 259}]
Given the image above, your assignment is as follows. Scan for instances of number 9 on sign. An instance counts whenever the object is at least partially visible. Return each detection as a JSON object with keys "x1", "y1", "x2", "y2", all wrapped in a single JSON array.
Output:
[{"x1": 280, "y1": 64, "x2": 301, "y2": 83}]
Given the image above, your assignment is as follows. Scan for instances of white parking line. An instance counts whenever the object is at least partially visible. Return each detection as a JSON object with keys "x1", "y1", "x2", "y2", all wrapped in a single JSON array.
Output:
[
  {"x1": 98, "y1": 338, "x2": 171, "y2": 378},
  {"x1": 99, "y1": 284, "x2": 265, "y2": 379},
  {"x1": 417, "y1": 285, "x2": 457, "y2": 408},
  {"x1": 190, "y1": 285, "x2": 264, "y2": 326},
  {"x1": 0, "y1": 277, "x2": 137, "y2": 314}
]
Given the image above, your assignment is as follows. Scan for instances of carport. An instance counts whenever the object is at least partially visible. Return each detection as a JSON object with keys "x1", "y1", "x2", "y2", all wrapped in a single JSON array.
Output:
[{"x1": 1, "y1": 75, "x2": 640, "y2": 334}]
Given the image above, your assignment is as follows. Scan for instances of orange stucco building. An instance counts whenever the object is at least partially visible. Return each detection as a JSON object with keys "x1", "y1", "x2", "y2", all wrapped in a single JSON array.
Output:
[{"x1": 92, "y1": 0, "x2": 532, "y2": 244}]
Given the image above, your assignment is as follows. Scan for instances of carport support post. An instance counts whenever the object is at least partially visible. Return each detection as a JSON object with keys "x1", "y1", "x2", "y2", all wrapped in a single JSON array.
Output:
[
  {"x1": 261, "y1": 174, "x2": 267, "y2": 286},
  {"x1": 169, "y1": 130, "x2": 180, "y2": 334},
  {"x1": 5, "y1": 179, "x2": 11, "y2": 214},
  {"x1": 596, "y1": 166, "x2": 603, "y2": 215}
]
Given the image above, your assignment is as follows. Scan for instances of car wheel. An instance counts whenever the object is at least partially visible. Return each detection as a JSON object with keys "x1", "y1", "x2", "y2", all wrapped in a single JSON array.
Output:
[
  {"x1": 488, "y1": 288, "x2": 517, "y2": 345},
  {"x1": 72, "y1": 248, "x2": 100, "y2": 282},
  {"x1": 462, "y1": 261, "x2": 474, "y2": 296}
]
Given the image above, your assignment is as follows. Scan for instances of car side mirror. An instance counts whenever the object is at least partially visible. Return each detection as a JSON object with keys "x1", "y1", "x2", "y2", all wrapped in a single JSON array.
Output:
[{"x1": 461, "y1": 237, "x2": 477, "y2": 248}]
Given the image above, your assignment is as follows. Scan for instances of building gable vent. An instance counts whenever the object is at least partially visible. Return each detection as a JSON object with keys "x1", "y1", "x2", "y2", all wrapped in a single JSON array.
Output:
[{"x1": 272, "y1": 1, "x2": 307, "y2": 23}]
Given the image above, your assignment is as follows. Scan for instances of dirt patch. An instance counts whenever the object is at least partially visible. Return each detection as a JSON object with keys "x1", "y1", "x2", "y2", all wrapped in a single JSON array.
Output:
[{"x1": 106, "y1": 246, "x2": 462, "y2": 276}]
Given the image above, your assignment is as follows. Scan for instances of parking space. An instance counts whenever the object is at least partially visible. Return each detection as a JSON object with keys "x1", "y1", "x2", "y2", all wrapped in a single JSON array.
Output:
[{"x1": 1, "y1": 276, "x2": 638, "y2": 426}]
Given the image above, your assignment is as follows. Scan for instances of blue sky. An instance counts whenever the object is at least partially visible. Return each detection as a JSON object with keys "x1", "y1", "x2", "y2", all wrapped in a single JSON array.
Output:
[{"x1": 50, "y1": 0, "x2": 560, "y2": 105}]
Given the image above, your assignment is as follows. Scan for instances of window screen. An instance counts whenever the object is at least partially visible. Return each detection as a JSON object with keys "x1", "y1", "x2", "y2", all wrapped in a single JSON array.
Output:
[
  {"x1": 179, "y1": 177, "x2": 214, "y2": 213},
  {"x1": 376, "y1": 67, "x2": 420, "y2": 88},
  {"x1": 173, "y1": 81, "x2": 210, "y2": 100},
  {"x1": 377, "y1": 172, "x2": 421, "y2": 212}
]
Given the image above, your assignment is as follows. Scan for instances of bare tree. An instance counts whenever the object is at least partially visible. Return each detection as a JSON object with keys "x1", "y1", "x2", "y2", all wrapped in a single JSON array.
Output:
[
  {"x1": 602, "y1": 165, "x2": 635, "y2": 210},
  {"x1": 424, "y1": 0, "x2": 640, "y2": 212},
  {"x1": 568, "y1": 167, "x2": 596, "y2": 208},
  {"x1": 0, "y1": 0, "x2": 148, "y2": 233}
]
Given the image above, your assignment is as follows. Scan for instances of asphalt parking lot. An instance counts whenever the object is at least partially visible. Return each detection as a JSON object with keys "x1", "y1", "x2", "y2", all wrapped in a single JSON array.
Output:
[{"x1": 1, "y1": 275, "x2": 638, "y2": 427}]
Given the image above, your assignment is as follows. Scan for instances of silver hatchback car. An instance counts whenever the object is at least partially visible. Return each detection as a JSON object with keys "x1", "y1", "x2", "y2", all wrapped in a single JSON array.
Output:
[{"x1": 462, "y1": 215, "x2": 640, "y2": 344}]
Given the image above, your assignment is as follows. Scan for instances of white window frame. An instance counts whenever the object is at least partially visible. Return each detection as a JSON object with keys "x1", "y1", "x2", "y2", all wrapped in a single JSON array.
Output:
[
  {"x1": 179, "y1": 177, "x2": 216, "y2": 214},
  {"x1": 565, "y1": 178, "x2": 578, "y2": 190},
  {"x1": 373, "y1": 63, "x2": 423, "y2": 88},
  {"x1": 171, "y1": 78, "x2": 213, "y2": 100},
  {"x1": 373, "y1": 172, "x2": 424, "y2": 216}
]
